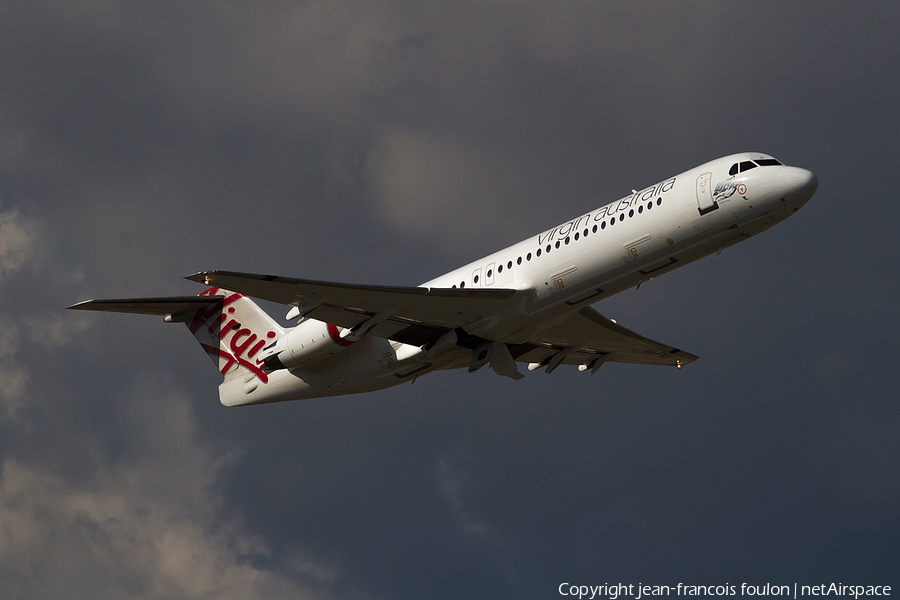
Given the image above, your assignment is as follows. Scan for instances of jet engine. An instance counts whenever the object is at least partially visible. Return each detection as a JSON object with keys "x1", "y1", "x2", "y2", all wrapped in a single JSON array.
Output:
[{"x1": 258, "y1": 318, "x2": 354, "y2": 371}]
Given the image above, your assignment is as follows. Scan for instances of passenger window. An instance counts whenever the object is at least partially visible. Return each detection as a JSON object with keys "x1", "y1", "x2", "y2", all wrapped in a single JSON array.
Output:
[
  {"x1": 507, "y1": 261, "x2": 512, "y2": 269},
  {"x1": 628, "y1": 209, "x2": 634, "y2": 218},
  {"x1": 517, "y1": 257, "x2": 522, "y2": 265},
  {"x1": 497, "y1": 265, "x2": 502, "y2": 273},
  {"x1": 638, "y1": 205, "x2": 643, "y2": 214},
  {"x1": 536, "y1": 248, "x2": 541, "y2": 257},
  {"x1": 601, "y1": 221, "x2": 606, "y2": 229},
  {"x1": 739, "y1": 161, "x2": 757, "y2": 172},
  {"x1": 527, "y1": 252, "x2": 532, "y2": 261},
  {"x1": 656, "y1": 198, "x2": 662, "y2": 206},
  {"x1": 592, "y1": 224, "x2": 598, "y2": 233},
  {"x1": 583, "y1": 229, "x2": 588, "y2": 237},
  {"x1": 574, "y1": 233, "x2": 579, "y2": 241}
]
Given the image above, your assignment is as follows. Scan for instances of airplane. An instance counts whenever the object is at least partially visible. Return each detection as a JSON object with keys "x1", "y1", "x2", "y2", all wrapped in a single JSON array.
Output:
[{"x1": 68, "y1": 153, "x2": 818, "y2": 407}]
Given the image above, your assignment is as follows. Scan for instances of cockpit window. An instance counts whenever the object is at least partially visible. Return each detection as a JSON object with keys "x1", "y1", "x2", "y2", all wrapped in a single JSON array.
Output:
[
  {"x1": 755, "y1": 158, "x2": 783, "y2": 166},
  {"x1": 739, "y1": 161, "x2": 757, "y2": 173},
  {"x1": 729, "y1": 163, "x2": 739, "y2": 176}
]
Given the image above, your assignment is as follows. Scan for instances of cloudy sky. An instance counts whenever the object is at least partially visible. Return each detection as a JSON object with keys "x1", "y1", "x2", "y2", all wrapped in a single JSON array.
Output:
[{"x1": 0, "y1": 2, "x2": 897, "y2": 598}]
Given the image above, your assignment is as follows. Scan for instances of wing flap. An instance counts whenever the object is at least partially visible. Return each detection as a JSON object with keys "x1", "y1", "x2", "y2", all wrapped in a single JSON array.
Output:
[
  {"x1": 185, "y1": 270, "x2": 520, "y2": 338},
  {"x1": 518, "y1": 306, "x2": 698, "y2": 368}
]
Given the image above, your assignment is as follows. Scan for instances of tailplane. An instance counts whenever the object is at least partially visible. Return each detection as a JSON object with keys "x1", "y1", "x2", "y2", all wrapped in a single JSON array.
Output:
[{"x1": 68, "y1": 287, "x2": 285, "y2": 383}]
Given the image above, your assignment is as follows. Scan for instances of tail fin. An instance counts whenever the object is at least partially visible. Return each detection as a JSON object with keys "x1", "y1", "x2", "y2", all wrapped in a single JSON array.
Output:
[{"x1": 187, "y1": 287, "x2": 285, "y2": 383}]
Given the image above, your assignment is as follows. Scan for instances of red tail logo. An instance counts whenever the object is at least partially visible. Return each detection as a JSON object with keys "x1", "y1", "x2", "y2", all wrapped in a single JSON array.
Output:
[{"x1": 189, "y1": 288, "x2": 278, "y2": 382}]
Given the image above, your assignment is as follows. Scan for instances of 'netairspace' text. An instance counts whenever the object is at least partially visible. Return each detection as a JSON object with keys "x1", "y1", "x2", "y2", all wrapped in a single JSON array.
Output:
[{"x1": 558, "y1": 584, "x2": 892, "y2": 600}]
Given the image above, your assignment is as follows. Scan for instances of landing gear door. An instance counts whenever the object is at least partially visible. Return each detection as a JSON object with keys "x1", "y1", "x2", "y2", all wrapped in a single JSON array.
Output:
[{"x1": 696, "y1": 172, "x2": 718, "y2": 215}]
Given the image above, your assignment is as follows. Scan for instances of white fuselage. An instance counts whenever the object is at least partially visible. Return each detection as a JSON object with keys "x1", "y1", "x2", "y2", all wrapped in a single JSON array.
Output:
[
  {"x1": 424, "y1": 153, "x2": 814, "y2": 335},
  {"x1": 225, "y1": 153, "x2": 817, "y2": 404}
]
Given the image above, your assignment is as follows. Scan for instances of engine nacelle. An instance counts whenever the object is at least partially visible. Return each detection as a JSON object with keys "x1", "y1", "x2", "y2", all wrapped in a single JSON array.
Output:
[{"x1": 259, "y1": 319, "x2": 354, "y2": 371}]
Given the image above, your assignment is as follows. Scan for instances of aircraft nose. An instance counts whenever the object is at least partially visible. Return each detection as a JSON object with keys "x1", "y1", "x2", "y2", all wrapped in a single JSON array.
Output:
[{"x1": 780, "y1": 166, "x2": 818, "y2": 206}]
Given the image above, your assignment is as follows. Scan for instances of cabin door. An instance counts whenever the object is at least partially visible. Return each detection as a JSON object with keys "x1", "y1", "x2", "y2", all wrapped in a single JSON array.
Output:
[{"x1": 696, "y1": 172, "x2": 718, "y2": 215}]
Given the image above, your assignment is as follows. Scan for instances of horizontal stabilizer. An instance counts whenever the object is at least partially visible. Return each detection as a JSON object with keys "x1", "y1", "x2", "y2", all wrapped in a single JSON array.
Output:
[
  {"x1": 67, "y1": 296, "x2": 224, "y2": 320},
  {"x1": 68, "y1": 289, "x2": 286, "y2": 388}
]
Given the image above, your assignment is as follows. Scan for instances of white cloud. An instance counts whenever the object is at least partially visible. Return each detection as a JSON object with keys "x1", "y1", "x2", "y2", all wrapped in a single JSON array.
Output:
[
  {"x1": 0, "y1": 315, "x2": 27, "y2": 421},
  {"x1": 0, "y1": 198, "x2": 336, "y2": 597},
  {"x1": 365, "y1": 130, "x2": 545, "y2": 251},
  {"x1": 0, "y1": 459, "x2": 327, "y2": 599},
  {"x1": 0, "y1": 364, "x2": 27, "y2": 421},
  {"x1": 0, "y1": 382, "x2": 336, "y2": 600},
  {"x1": 25, "y1": 310, "x2": 93, "y2": 350},
  {"x1": 0, "y1": 208, "x2": 35, "y2": 282},
  {"x1": 437, "y1": 458, "x2": 501, "y2": 546}
]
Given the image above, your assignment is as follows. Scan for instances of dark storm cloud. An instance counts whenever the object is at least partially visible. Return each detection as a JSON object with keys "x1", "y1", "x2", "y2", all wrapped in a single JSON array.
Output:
[{"x1": 0, "y1": 1, "x2": 897, "y2": 598}]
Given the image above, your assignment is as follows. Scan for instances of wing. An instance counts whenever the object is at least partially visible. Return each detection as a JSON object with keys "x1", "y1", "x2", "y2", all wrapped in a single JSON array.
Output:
[
  {"x1": 511, "y1": 306, "x2": 698, "y2": 369},
  {"x1": 185, "y1": 270, "x2": 520, "y2": 347},
  {"x1": 185, "y1": 271, "x2": 695, "y2": 370}
]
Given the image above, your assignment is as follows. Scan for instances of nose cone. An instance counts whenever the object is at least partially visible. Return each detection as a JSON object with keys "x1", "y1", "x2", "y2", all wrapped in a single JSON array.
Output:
[{"x1": 780, "y1": 167, "x2": 818, "y2": 208}]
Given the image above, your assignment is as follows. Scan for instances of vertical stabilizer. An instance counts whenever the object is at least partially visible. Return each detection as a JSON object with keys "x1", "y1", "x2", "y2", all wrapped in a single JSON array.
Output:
[{"x1": 187, "y1": 288, "x2": 285, "y2": 382}]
